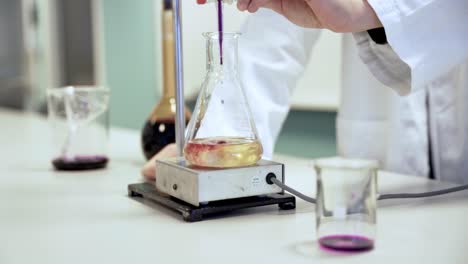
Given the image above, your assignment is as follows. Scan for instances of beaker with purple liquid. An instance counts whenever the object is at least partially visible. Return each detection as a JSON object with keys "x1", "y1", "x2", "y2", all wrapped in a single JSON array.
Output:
[
  {"x1": 314, "y1": 157, "x2": 378, "y2": 252},
  {"x1": 47, "y1": 86, "x2": 110, "y2": 171}
]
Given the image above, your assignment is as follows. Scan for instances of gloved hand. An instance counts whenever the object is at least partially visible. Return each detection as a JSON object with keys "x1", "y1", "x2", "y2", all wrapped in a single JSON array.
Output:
[
  {"x1": 141, "y1": 143, "x2": 178, "y2": 181},
  {"x1": 198, "y1": 0, "x2": 382, "y2": 33}
]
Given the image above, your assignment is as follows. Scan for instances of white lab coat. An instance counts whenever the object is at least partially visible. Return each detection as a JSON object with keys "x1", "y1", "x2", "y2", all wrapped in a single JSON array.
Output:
[
  {"x1": 238, "y1": 4, "x2": 468, "y2": 184},
  {"x1": 352, "y1": 0, "x2": 468, "y2": 184}
]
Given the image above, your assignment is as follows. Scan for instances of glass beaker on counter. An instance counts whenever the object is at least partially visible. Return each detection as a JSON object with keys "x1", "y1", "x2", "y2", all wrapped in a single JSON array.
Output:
[
  {"x1": 47, "y1": 86, "x2": 110, "y2": 171},
  {"x1": 184, "y1": 32, "x2": 263, "y2": 168},
  {"x1": 314, "y1": 157, "x2": 379, "y2": 251}
]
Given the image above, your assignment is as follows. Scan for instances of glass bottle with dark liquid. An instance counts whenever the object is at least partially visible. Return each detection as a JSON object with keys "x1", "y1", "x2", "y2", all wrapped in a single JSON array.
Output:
[{"x1": 141, "y1": 0, "x2": 191, "y2": 160}]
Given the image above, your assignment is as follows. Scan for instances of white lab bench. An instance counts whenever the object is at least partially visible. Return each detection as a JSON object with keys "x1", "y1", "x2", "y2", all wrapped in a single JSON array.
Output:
[{"x1": 1, "y1": 109, "x2": 467, "y2": 264}]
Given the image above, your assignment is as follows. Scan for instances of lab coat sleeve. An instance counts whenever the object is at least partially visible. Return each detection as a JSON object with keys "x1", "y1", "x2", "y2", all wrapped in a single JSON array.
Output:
[
  {"x1": 239, "y1": 9, "x2": 320, "y2": 158},
  {"x1": 354, "y1": 0, "x2": 468, "y2": 95}
]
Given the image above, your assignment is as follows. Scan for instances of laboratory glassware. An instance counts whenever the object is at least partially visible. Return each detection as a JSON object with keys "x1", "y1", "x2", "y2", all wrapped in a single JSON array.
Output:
[
  {"x1": 314, "y1": 157, "x2": 379, "y2": 251},
  {"x1": 141, "y1": 0, "x2": 191, "y2": 160},
  {"x1": 184, "y1": 32, "x2": 263, "y2": 168},
  {"x1": 47, "y1": 86, "x2": 110, "y2": 170}
]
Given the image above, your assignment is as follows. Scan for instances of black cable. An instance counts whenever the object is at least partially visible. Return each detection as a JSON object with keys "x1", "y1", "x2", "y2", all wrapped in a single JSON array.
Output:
[
  {"x1": 269, "y1": 176, "x2": 468, "y2": 204},
  {"x1": 378, "y1": 185, "x2": 468, "y2": 200},
  {"x1": 270, "y1": 177, "x2": 316, "y2": 204}
]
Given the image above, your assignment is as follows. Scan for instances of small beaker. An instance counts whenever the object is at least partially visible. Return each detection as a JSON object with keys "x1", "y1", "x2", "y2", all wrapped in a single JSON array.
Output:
[
  {"x1": 47, "y1": 86, "x2": 110, "y2": 171},
  {"x1": 314, "y1": 157, "x2": 378, "y2": 251}
]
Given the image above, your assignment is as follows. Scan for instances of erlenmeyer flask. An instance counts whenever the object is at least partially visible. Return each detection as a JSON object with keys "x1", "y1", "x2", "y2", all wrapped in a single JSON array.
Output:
[{"x1": 184, "y1": 32, "x2": 263, "y2": 168}]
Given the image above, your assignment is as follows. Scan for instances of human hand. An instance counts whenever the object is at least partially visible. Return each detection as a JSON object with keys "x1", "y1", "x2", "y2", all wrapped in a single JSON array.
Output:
[
  {"x1": 141, "y1": 143, "x2": 178, "y2": 181},
  {"x1": 238, "y1": 0, "x2": 381, "y2": 32}
]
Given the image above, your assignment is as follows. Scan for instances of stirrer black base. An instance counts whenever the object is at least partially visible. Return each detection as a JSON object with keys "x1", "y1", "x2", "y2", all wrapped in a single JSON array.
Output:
[{"x1": 128, "y1": 182, "x2": 296, "y2": 222}]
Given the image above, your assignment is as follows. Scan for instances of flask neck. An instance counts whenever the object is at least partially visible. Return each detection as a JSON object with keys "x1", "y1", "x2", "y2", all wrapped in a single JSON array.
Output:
[
  {"x1": 161, "y1": 6, "x2": 176, "y2": 98},
  {"x1": 205, "y1": 32, "x2": 239, "y2": 72}
]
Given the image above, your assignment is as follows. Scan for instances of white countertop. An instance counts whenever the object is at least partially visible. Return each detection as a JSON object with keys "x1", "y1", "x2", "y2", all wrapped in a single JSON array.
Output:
[{"x1": 1, "y1": 109, "x2": 467, "y2": 264}]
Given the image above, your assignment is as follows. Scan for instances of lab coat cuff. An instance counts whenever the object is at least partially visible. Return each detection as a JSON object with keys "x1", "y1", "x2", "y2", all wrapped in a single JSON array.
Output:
[
  {"x1": 353, "y1": 32, "x2": 411, "y2": 96},
  {"x1": 366, "y1": 0, "x2": 425, "y2": 91}
]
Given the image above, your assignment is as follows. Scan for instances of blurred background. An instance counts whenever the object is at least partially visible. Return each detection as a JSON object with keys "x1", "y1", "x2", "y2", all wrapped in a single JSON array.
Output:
[{"x1": 0, "y1": 0, "x2": 339, "y2": 158}]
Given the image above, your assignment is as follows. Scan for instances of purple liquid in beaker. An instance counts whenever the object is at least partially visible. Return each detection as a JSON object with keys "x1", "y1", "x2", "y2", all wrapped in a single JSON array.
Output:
[
  {"x1": 319, "y1": 235, "x2": 374, "y2": 251},
  {"x1": 52, "y1": 155, "x2": 108, "y2": 171}
]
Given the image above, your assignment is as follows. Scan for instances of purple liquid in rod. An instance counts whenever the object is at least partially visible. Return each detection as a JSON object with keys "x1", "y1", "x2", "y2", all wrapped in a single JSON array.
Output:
[
  {"x1": 319, "y1": 235, "x2": 374, "y2": 251},
  {"x1": 217, "y1": 0, "x2": 223, "y2": 65}
]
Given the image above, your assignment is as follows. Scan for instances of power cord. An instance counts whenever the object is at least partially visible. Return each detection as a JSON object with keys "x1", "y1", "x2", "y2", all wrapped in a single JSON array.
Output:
[
  {"x1": 267, "y1": 174, "x2": 468, "y2": 204},
  {"x1": 269, "y1": 176, "x2": 316, "y2": 203},
  {"x1": 378, "y1": 185, "x2": 468, "y2": 200}
]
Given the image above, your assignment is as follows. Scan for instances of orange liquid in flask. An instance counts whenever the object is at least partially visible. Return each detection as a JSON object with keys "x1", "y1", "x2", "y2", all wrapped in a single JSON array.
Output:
[{"x1": 184, "y1": 137, "x2": 263, "y2": 168}]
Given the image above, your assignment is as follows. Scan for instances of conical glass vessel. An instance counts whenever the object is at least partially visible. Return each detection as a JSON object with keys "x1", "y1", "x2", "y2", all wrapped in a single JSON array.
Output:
[{"x1": 184, "y1": 32, "x2": 262, "y2": 168}]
